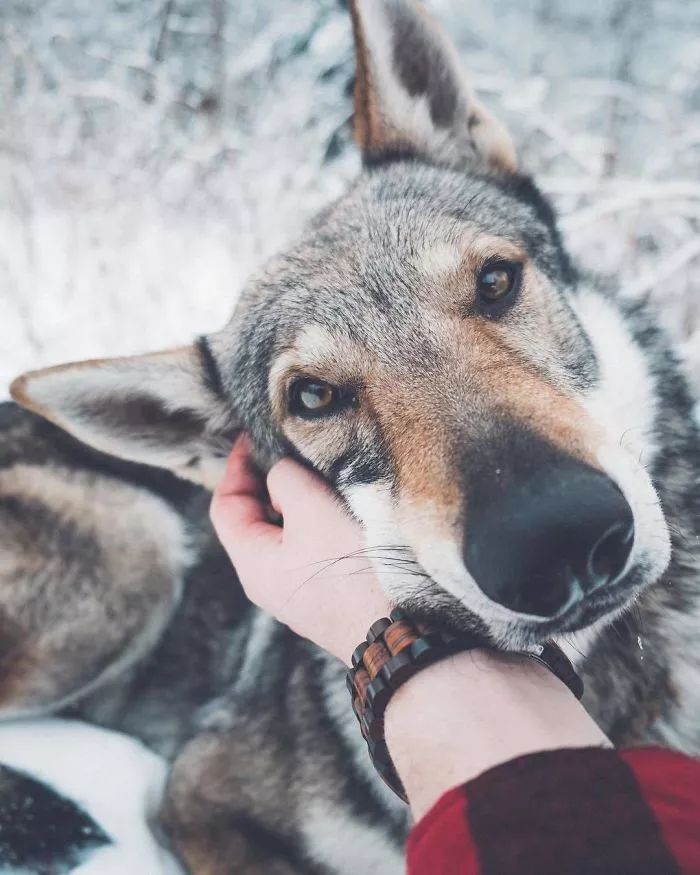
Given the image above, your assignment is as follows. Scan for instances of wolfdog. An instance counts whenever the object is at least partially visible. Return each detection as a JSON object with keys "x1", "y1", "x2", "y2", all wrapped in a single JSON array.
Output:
[{"x1": 3, "y1": 0, "x2": 699, "y2": 871}]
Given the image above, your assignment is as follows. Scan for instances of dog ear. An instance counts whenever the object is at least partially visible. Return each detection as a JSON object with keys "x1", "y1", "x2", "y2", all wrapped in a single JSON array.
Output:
[
  {"x1": 350, "y1": 0, "x2": 516, "y2": 173},
  {"x1": 10, "y1": 340, "x2": 237, "y2": 488}
]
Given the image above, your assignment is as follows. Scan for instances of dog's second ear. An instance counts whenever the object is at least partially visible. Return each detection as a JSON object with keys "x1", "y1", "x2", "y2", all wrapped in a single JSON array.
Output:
[
  {"x1": 350, "y1": 0, "x2": 516, "y2": 173},
  {"x1": 10, "y1": 340, "x2": 237, "y2": 488}
]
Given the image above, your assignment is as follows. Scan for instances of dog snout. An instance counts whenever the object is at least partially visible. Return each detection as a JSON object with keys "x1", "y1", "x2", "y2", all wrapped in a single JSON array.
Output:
[{"x1": 462, "y1": 436, "x2": 635, "y2": 619}]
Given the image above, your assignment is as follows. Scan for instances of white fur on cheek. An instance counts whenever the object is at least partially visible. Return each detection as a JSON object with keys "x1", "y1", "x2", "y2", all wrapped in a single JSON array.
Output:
[
  {"x1": 344, "y1": 480, "x2": 403, "y2": 567},
  {"x1": 574, "y1": 289, "x2": 671, "y2": 582},
  {"x1": 344, "y1": 480, "x2": 433, "y2": 603},
  {"x1": 344, "y1": 483, "x2": 549, "y2": 639},
  {"x1": 573, "y1": 289, "x2": 658, "y2": 458},
  {"x1": 596, "y1": 443, "x2": 670, "y2": 580}
]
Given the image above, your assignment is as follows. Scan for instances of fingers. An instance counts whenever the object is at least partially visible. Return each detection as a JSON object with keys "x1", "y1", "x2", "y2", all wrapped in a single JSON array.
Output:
[
  {"x1": 266, "y1": 457, "x2": 341, "y2": 529},
  {"x1": 215, "y1": 433, "x2": 261, "y2": 500},
  {"x1": 210, "y1": 434, "x2": 282, "y2": 555}
]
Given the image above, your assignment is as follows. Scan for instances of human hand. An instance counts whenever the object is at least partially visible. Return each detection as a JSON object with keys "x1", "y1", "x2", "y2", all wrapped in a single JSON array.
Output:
[
  {"x1": 210, "y1": 434, "x2": 391, "y2": 664},
  {"x1": 211, "y1": 436, "x2": 610, "y2": 819}
]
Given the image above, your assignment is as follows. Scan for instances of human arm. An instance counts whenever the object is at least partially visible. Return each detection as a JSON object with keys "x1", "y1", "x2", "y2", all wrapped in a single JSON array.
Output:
[
  {"x1": 405, "y1": 745, "x2": 700, "y2": 875},
  {"x1": 210, "y1": 437, "x2": 606, "y2": 814},
  {"x1": 211, "y1": 437, "x2": 700, "y2": 875}
]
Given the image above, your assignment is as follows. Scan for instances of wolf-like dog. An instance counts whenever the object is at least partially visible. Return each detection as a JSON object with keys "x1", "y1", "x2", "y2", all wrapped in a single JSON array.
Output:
[{"x1": 3, "y1": 0, "x2": 700, "y2": 871}]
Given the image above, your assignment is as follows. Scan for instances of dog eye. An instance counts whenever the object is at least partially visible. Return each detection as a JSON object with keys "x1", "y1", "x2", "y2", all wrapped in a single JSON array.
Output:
[
  {"x1": 476, "y1": 261, "x2": 521, "y2": 305},
  {"x1": 289, "y1": 379, "x2": 346, "y2": 418}
]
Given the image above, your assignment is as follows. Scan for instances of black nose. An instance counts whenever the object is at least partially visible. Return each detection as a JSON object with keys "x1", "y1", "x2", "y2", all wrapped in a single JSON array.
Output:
[{"x1": 464, "y1": 452, "x2": 635, "y2": 618}]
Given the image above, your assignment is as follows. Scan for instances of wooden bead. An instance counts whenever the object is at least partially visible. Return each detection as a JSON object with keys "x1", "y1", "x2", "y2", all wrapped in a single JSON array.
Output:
[
  {"x1": 351, "y1": 641, "x2": 369, "y2": 669},
  {"x1": 364, "y1": 640, "x2": 391, "y2": 678},
  {"x1": 361, "y1": 709, "x2": 384, "y2": 742},
  {"x1": 409, "y1": 635, "x2": 447, "y2": 666},
  {"x1": 365, "y1": 676, "x2": 392, "y2": 714},
  {"x1": 384, "y1": 621, "x2": 418, "y2": 655},
  {"x1": 352, "y1": 695, "x2": 364, "y2": 724},
  {"x1": 353, "y1": 667, "x2": 372, "y2": 702},
  {"x1": 379, "y1": 651, "x2": 418, "y2": 689},
  {"x1": 367, "y1": 617, "x2": 391, "y2": 644}
]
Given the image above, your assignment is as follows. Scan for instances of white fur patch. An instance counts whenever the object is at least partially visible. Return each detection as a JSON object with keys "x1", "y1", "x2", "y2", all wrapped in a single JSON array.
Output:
[
  {"x1": 573, "y1": 290, "x2": 659, "y2": 460},
  {"x1": 0, "y1": 719, "x2": 183, "y2": 874},
  {"x1": 345, "y1": 479, "x2": 400, "y2": 546},
  {"x1": 232, "y1": 610, "x2": 280, "y2": 697},
  {"x1": 574, "y1": 289, "x2": 671, "y2": 591},
  {"x1": 293, "y1": 324, "x2": 340, "y2": 363},
  {"x1": 301, "y1": 800, "x2": 404, "y2": 875},
  {"x1": 415, "y1": 241, "x2": 462, "y2": 278}
]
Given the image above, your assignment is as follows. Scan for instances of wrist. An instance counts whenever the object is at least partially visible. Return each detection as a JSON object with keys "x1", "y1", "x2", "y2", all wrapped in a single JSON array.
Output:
[{"x1": 384, "y1": 649, "x2": 609, "y2": 821}]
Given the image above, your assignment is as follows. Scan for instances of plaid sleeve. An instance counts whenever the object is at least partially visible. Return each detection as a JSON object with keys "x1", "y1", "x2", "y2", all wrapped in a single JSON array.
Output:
[{"x1": 406, "y1": 746, "x2": 700, "y2": 875}]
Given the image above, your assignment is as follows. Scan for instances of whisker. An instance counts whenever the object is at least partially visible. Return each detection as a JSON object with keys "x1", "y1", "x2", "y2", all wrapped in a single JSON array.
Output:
[{"x1": 563, "y1": 634, "x2": 585, "y2": 659}]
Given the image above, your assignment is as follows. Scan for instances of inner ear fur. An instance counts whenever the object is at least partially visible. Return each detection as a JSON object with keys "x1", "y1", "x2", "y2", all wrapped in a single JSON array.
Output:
[
  {"x1": 350, "y1": 0, "x2": 517, "y2": 173},
  {"x1": 9, "y1": 339, "x2": 237, "y2": 488}
]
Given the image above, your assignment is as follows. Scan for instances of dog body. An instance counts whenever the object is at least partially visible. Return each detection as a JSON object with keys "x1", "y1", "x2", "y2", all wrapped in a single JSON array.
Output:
[
  {"x1": 2, "y1": 0, "x2": 700, "y2": 871},
  {"x1": 1, "y1": 368, "x2": 698, "y2": 873},
  {"x1": 0, "y1": 403, "x2": 408, "y2": 873}
]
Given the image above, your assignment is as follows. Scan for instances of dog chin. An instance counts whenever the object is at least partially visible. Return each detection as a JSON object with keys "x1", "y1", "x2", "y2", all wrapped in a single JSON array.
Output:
[{"x1": 399, "y1": 560, "x2": 660, "y2": 653}]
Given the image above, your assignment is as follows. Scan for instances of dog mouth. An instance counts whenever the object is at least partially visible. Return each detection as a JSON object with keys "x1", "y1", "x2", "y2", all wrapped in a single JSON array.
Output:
[
  {"x1": 397, "y1": 562, "x2": 650, "y2": 650},
  {"x1": 518, "y1": 558, "x2": 648, "y2": 636},
  {"x1": 532, "y1": 580, "x2": 639, "y2": 637}
]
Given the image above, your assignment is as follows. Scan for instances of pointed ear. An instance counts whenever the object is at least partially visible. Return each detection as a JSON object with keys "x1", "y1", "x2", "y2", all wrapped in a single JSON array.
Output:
[
  {"x1": 350, "y1": 0, "x2": 517, "y2": 173},
  {"x1": 9, "y1": 339, "x2": 237, "y2": 488}
]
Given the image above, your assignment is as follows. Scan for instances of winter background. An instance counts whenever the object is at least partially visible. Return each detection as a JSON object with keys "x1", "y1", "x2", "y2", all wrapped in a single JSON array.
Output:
[{"x1": 1, "y1": 0, "x2": 699, "y2": 402}]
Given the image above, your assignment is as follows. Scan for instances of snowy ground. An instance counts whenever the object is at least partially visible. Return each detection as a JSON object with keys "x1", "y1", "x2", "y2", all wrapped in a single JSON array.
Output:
[{"x1": 1, "y1": 0, "x2": 699, "y2": 398}]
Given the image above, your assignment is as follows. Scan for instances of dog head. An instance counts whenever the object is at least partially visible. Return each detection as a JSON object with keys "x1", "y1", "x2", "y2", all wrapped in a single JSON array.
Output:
[{"x1": 11, "y1": 0, "x2": 670, "y2": 648}]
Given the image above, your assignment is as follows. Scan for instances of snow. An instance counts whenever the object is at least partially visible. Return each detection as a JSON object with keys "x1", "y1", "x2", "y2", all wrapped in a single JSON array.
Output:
[{"x1": 1, "y1": 0, "x2": 699, "y2": 397}]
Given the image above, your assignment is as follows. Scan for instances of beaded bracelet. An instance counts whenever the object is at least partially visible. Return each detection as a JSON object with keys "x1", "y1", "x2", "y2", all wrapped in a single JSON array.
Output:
[{"x1": 346, "y1": 608, "x2": 584, "y2": 803}]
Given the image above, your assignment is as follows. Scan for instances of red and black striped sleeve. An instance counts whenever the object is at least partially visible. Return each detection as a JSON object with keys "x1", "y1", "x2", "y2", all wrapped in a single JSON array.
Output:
[{"x1": 406, "y1": 746, "x2": 700, "y2": 875}]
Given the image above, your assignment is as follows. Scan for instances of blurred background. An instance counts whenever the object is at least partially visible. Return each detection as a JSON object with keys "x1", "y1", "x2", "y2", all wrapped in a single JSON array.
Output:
[{"x1": 1, "y1": 0, "x2": 699, "y2": 398}]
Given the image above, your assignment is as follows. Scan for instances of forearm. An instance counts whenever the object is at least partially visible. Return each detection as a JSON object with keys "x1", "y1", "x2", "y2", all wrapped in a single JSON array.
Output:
[
  {"x1": 384, "y1": 649, "x2": 609, "y2": 821},
  {"x1": 404, "y1": 746, "x2": 700, "y2": 875},
  {"x1": 385, "y1": 651, "x2": 700, "y2": 874}
]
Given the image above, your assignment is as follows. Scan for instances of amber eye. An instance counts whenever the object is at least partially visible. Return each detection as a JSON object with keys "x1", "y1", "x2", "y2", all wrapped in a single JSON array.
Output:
[
  {"x1": 477, "y1": 261, "x2": 521, "y2": 304},
  {"x1": 289, "y1": 378, "x2": 345, "y2": 418}
]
